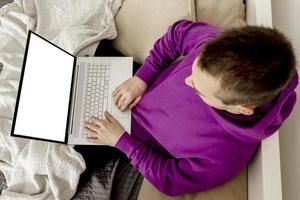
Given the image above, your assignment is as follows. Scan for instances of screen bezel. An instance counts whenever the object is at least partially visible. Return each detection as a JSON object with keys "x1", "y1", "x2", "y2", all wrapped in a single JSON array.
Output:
[{"x1": 10, "y1": 30, "x2": 76, "y2": 144}]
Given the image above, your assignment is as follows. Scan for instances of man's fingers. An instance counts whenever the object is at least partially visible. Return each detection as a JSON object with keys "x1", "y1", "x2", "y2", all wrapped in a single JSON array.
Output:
[
  {"x1": 112, "y1": 87, "x2": 120, "y2": 97},
  {"x1": 117, "y1": 95, "x2": 126, "y2": 108},
  {"x1": 85, "y1": 122, "x2": 101, "y2": 132},
  {"x1": 90, "y1": 117, "x2": 108, "y2": 129},
  {"x1": 120, "y1": 98, "x2": 131, "y2": 111},
  {"x1": 84, "y1": 127, "x2": 98, "y2": 137},
  {"x1": 129, "y1": 96, "x2": 141, "y2": 109},
  {"x1": 89, "y1": 116, "x2": 101, "y2": 125},
  {"x1": 104, "y1": 111, "x2": 117, "y2": 123},
  {"x1": 113, "y1": 91, "x2": 122, "y2": 105},
  {"x1": 89, "y1": 116, "x2": 102, "y2": 125}
]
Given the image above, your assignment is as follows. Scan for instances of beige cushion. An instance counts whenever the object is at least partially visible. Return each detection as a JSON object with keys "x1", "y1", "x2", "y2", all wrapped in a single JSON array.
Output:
[
  {"x1": 111, "y1": 0, "x2": 245, "y2": 64},
  {"x1": 111, "y1": 0, "x2": 191, "y2": 64},
  {"x1": 195, "y1": 0, "x2": 246, "y2": 29},
  {"x1": 137, "y1": 168, "x2": 247, "y2": 200}
]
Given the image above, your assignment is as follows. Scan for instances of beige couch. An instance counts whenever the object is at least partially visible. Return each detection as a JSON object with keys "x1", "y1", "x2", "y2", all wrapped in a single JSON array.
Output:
[{"x1": 110, "y1": 0, "x2": 247, "y2": 199}]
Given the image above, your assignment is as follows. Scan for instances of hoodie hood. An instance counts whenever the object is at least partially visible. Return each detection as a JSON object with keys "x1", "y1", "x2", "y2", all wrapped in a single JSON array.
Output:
[{"x1": 208, "y1": 72, "x2": 299, "y2": 143}]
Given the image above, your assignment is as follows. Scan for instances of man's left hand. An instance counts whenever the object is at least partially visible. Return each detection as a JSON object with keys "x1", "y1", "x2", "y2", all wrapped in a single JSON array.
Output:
[{"x1": 84, "y1": 111, "x2": 125, "y2": 146}]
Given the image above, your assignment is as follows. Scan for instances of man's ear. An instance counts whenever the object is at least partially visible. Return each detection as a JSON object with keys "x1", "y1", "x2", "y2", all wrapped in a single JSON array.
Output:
[
  {"x1": 185, "y1": 76, "x2": 193, "y2": 87},
  {"x1": 237, "y1": 104, "x2": 256, "y2": 115}
]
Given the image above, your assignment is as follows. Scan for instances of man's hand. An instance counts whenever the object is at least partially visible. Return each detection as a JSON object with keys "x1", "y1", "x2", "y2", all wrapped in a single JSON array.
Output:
[
  {"x1": 84, "y1": 111, "x2": 125, "y2": 146},
  {"x1": 112, "y1": 76, "x2": 147, "y2": 111}
]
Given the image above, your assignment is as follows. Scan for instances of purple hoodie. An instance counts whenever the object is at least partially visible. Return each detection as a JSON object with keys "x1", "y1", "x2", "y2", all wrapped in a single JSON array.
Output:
[{"x1": 115, "y1": 19, "x2": 299, "y2": 196}]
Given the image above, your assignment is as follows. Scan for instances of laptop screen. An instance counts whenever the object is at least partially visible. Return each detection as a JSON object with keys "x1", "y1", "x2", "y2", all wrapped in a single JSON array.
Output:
[{"x1": 11, "y1": 31, "x2": 75, "y2": 143}]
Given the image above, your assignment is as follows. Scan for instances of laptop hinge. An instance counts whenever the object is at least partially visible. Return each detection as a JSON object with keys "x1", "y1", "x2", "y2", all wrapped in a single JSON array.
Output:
[{"x1": 68, "y1": 60, "x2": 79, "y2": 135}]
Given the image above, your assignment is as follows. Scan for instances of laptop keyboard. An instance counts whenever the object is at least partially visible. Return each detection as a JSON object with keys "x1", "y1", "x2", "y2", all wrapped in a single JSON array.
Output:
[{"x1": 81, "y1": 62, "x2": 110, "y2": 136}]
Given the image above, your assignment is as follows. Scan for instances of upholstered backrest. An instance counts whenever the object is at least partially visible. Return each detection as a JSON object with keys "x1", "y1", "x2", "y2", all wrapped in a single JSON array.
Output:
[{"x1": 111, "y1": 0, "x2": 245, "y2": 64}]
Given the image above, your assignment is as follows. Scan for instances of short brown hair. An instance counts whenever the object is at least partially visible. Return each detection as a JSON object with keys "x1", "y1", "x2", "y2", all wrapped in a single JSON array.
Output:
[{"x1": 198, "y1": 26, "x2": 297, "y2": 106}]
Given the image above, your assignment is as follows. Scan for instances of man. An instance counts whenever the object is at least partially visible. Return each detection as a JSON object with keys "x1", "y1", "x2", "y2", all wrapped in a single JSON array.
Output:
[{"x1": 83, "y1": 19, "x2": 298, "y2": 196}]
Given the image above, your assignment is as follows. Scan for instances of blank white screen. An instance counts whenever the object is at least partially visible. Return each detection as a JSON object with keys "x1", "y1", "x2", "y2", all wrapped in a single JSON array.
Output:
[{"x1": 13, "y1": 32, "x2": 74, "y2": 142}]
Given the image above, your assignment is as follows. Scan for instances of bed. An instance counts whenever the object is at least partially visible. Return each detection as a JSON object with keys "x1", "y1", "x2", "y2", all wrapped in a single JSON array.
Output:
[{"x1": 0, "y1": 0, "x2": 281, "y2": 200}]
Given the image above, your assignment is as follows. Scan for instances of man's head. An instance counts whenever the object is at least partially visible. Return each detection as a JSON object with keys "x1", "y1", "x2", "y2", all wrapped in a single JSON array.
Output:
[{"x1": 185, "y1": 26, "x2": 296, "y2": 115}]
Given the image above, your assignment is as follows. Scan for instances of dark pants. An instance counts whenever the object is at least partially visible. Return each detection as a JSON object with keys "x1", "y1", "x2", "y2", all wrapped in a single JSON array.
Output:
[
  {"x1": 73, "y1": 40, "x2": 143, "y2": 200},
  {"x1": 94, "y1": 39, "x2": 142, "y2": 75}
]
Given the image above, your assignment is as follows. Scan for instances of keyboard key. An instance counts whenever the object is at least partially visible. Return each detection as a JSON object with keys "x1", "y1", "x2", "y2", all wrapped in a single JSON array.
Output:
[{"x1": 82, "y1": 62, "x2": 110, "y2": 132}]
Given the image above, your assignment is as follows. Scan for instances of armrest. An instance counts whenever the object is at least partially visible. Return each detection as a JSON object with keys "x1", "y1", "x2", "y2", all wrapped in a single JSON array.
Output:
[{"x1": 246, "y1": 1, "x2": 282, "y2": 200}]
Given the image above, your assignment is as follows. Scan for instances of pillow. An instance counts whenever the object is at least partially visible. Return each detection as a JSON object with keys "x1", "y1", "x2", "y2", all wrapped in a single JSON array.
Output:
[
  {"x1": 111, "y1": 0, "x2": 191, "y2": 64},
  {"x1": 111, "y1": 0, "x2": 245, "y2": 64},
  {"x1": 195, "y1": 0, "x2": 246, "y2": 29}
]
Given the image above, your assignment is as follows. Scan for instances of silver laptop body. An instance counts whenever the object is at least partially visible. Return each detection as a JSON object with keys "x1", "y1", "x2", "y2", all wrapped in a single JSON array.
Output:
[{"x1": 68, "y1": 57, "x2": 132, "y2": 145}]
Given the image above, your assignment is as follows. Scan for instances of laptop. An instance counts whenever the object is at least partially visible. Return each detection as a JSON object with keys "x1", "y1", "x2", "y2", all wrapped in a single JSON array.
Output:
[{"x1": 10, "y1": 30, "x2": 132, "y2": 145}]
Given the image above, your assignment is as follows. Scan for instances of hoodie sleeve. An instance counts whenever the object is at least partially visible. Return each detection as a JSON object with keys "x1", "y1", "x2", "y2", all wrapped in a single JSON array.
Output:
[
  {"x1": 115, "y1": 131, "x2": 231, "y2": 196},
  {"x1": 134, "y1": 19, "x2": 221, "y2": 85}
]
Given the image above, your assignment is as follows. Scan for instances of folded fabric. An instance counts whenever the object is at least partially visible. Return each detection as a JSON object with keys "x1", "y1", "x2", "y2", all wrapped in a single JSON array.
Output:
[{"x1": 0, "y1": 0, "x2": 122, "y2": 199}]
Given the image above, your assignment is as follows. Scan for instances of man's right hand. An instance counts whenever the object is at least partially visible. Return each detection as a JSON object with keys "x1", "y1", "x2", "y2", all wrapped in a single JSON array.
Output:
[{"x1": 112, "y1": 76, "x2": 147, "y2": 111}]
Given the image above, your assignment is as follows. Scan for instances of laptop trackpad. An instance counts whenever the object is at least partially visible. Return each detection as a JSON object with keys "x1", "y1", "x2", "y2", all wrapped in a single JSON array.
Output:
[{"x1": 112, "y1": 104, "x2": 129, "y2": 118}]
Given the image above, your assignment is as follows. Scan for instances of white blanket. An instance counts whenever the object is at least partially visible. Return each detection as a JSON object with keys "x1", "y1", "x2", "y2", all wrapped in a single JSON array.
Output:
[{"x1": 0, "y1": 0, "x2": 122, "y2": 199}]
